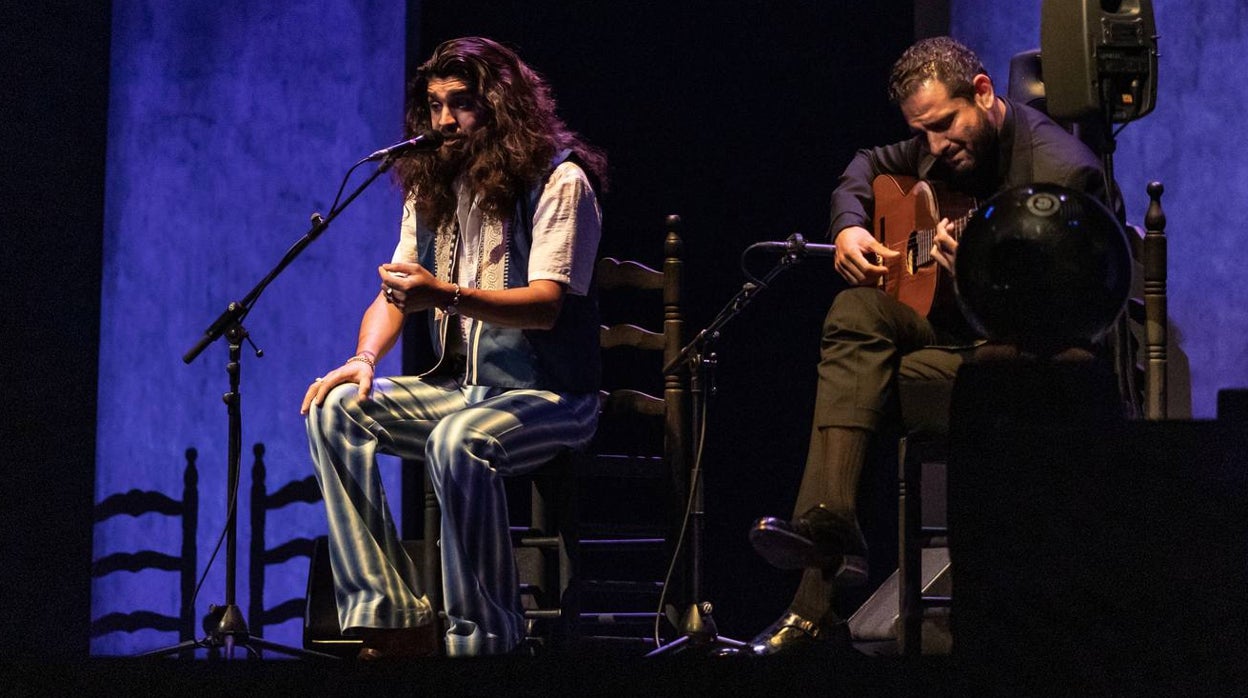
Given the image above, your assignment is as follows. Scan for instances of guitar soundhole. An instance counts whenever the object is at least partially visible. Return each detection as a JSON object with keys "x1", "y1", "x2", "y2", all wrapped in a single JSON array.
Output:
[{"x1": 906, "y1": 232, "x2": 920, "y2": 275}]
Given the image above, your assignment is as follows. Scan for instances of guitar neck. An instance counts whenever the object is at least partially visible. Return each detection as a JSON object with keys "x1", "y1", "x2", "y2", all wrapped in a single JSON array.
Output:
[{"x1": 907, "y1": 212, "x2": 973, "y2": 266}]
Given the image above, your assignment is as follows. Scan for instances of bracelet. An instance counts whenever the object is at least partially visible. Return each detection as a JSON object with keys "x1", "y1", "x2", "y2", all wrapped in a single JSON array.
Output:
[
  {"x1": 443, "y1": 283, "x2": 462, "y2": 315},
  {"x1": 347, "y1": 353, "x2": 376, "y2": 369}
]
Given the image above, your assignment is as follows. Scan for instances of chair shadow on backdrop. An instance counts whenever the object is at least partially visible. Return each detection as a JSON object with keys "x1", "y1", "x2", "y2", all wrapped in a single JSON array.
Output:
[{"x1": 91, "y1": 448, "x2": 198, "y2": 651}]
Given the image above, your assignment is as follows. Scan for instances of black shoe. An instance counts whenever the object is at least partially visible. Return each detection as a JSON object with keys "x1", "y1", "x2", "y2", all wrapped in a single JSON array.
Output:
[
  {"x1": 748, "y1": 611, "x2": 850, "y2": 656},
  {"x1": 749, "y1": 505, "x2": 868, "y2": 584}
]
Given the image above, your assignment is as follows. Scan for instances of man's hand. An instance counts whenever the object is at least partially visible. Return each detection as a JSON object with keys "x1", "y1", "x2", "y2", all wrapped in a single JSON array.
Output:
[
  {"x1": 930, "y1": 218, "x2": 958, "y2": 276},
  {"x1": 379, "y1": 262, "x2": 451, "y2": 313},
  {"x1": 300, "y1": 355, "x2": 376, "y2": 415},
  {"x1": 834, "y1": 225, "x2": 899, "y2": 286}
]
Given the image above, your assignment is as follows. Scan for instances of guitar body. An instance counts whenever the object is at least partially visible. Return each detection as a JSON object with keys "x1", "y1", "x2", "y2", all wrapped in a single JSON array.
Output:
[{"x1": 871, "y1": 174, "x2": 977, "y2": 318}]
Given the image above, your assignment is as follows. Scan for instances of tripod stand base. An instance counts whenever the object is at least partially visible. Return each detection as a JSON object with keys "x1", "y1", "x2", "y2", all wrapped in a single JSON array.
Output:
[
  {"x1": 135, "y1": 604, "x2": 340, "y2": 661},
  {"x1": 646, "y1": 602, "x2": 748, "y2": 657}
]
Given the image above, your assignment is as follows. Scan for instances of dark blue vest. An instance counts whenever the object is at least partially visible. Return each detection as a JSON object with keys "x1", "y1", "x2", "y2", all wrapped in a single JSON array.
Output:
[{"x1": 417, "y1": 152, "x2": 601, "y2": 393}]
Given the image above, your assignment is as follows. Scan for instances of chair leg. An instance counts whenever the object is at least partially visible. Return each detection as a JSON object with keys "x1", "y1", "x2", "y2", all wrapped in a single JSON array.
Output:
[
  {"x1": 530, "y1": 457, "x2": 579, "y2": 645},
  {"x1": 421, "y1": 457, "x2": 577, "y2": 647},
  {"x1": 898, "y1": 435, "x2": 924, "y2": 657},
  {"x1": 531, "y1": 472, "x2": 554, "y2": 614},
  {"x1": 422, "y1": 471, "x2": 444, "y2": 626}
]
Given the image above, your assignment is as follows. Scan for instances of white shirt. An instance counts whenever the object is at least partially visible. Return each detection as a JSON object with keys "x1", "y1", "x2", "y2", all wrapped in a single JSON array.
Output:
[{"x1": 393, "y1": 160, "x2": 602, "y2": 297}]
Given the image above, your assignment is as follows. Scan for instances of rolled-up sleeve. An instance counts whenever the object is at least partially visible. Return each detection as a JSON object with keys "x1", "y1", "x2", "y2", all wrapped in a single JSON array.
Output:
[
  {"x1": 528, "y1": 162, "x2": 602, "y2": 296},
  {"x1": 391, "y1": 196, "x2": 421, "y2": 264}
]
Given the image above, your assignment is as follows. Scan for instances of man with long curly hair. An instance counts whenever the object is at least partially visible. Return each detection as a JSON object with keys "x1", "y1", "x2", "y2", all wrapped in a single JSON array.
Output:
[
  {"x1": 746, "y1": 36, "x2": 1119, "y2": 655},
  {"x1": 301, "y1": 36, "x2": 607, "y2": 659}
]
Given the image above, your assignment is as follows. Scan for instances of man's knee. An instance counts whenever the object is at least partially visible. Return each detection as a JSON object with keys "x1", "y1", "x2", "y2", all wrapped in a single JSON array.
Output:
[
  {"x1": 426, "y1": 424, "x2": 505, "y2": 476},
  {"x1": 824, "y1": 287, "x2": 891, "y2": 336},
  {"x1": 324, "y1": 382, "x2": 362, "y2": 411},
  {"x1": 307, "y1": 382, "x2": 363, "y2": 435}
]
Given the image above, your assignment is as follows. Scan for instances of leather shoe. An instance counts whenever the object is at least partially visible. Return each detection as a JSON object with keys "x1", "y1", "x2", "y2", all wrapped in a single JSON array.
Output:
[
  {"x1": 748, "y1": 611, "x2": 850, "y2": 656},
  {"x1": 749, "y1": 505, "x2": 868, "y2": 585},
  {"x1": 357, "y1": 623, "x2": 440, "y2": 661}
]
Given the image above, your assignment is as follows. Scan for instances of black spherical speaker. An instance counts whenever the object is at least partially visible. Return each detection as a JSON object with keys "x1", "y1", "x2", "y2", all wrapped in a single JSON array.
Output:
[{"x1": 955, "y1": 183, "x2": 1132, "y2": 350}]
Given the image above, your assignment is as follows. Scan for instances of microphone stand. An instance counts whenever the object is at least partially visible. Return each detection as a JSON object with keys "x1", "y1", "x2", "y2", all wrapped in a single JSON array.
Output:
[
  {"x1": 140, "y1": 153, "x2": 402, "y2": 660},
  {"x1": 647, "y1": 237, "x2": 818, "y2": 656}
]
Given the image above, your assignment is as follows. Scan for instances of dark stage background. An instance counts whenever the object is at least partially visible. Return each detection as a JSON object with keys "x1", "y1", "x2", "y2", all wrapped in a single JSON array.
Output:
[
  {"x1": 2, "y1": 3, "x2": 110, "y2": 659},
  {"x1": 6, "y1": 0, "x2": 1247, "y2": 663}
]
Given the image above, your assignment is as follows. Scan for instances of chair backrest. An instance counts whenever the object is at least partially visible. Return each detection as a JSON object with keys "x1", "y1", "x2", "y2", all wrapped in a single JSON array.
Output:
[
  {"x1": 91, "y1": 448, "x2": 198, "y2": 644},
  {"x1": 1008, "y1": 49, "x2": 1111, "y2": 156},
  {"x1": 593, "y1": 214, "x2": 688, "y2": 485},
  {"x1": 249, "y1": 442, "x2": 323, "y2": 638},
  {"x1": 399, "y1": 219, "x2": 690, "y2": 651},
  {"x1": 1007, "y1": 49, "x2": 1168, "y2": 419}
]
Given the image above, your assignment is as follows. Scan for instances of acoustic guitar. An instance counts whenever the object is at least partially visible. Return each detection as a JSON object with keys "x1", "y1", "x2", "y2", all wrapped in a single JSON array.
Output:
[{"x1": 871, "y1": 174, "x2": 977, "y2": 318}]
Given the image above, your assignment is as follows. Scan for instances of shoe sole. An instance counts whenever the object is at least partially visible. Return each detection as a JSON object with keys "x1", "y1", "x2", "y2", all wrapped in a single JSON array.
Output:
[
  {"x1": 750, "y1": 519, "x2": 869, "y2": 587},
  {"x1": 749, "y1": 518, "x2": 833, "y2": 570}
]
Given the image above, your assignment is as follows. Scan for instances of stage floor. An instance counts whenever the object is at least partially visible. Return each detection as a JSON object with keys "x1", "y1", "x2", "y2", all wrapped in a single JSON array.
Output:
[
  {"x1": 12, "y1": 648, "x2": 1241, "y2": 697},
  {"x1": 8, "y1": 652, "x2": 966, "y2": 697}
]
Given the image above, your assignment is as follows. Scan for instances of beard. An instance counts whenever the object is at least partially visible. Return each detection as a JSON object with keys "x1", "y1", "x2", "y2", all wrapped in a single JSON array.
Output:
[
  {"x1": 946, "y1": 110, "x2": 996, "y2": 174},
  {"x1": 433, "y1": 135, "x2": 471, "y2": 175},
  {"x1": 434, "y1": 127, "x2": 493, "y2": 177}
]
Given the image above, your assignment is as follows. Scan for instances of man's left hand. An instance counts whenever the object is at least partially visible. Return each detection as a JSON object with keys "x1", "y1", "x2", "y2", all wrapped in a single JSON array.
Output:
[
  {"x1": 931, "y1": 218, "x2": 958, "y2": 276},
  {"x1": 379, "y1": 262, "x2": 451, "y2": 313}
]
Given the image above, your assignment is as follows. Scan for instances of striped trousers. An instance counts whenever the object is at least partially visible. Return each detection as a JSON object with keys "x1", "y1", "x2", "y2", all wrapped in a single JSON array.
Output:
[{"x1": 305, "y1": 373, "x2": 599, "y2": 656}]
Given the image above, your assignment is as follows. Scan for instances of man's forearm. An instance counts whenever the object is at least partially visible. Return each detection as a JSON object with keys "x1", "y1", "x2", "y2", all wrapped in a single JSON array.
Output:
[{"x1": 356, "y1": 294, "x2": 405, "y2": 359}]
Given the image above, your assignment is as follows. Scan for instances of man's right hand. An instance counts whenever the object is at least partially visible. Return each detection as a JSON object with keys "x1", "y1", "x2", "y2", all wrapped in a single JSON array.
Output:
[
  {"x1": 300, "y1": 357, "x2": 376, "y2": 415},
  {"x1": 833, "y1": 225, "x2": 898, "y2": 286}
]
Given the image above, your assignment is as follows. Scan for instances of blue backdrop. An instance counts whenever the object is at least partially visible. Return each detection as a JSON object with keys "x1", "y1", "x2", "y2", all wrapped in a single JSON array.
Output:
[
  {"x1": 954, "y1": 0, "x2": 1248, "y2": 419},
  {"x1": 93, "y1": 0, "x2": 408, "y2": 653}
]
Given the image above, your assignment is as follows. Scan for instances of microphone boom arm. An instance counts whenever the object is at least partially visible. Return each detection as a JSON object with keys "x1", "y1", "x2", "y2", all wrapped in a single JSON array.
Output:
[
  {"x1": 664, "y1": 234, "x2": 827, "y2": 376},
  {"x1": 182, "y1": 154, "x2": 399, "y2": 364}
]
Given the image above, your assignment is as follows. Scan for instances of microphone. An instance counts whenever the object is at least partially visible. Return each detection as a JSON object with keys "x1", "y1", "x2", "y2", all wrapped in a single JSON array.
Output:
[
  {"x1": 754, "y1": 233, "x2": 837, "y2": 258},
  {"x1": 366, "y1": 130, "x2": 445, "y2": 161}
]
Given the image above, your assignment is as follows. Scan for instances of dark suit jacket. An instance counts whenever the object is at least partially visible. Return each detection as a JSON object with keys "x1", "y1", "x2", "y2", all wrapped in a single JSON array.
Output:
[{"x1": 827, "y1": 96, "x2": 1121, "y2": 239}]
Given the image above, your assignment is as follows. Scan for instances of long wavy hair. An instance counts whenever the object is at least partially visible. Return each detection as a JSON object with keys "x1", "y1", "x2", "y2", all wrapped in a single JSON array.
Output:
[{"x1": 392, "y1": 37, "x2": 608, "y2": 229}]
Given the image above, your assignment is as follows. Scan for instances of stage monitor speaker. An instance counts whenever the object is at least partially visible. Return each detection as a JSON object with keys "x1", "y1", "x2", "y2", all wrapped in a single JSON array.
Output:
[
  {"x1": 1040, "y1": 0, "x2": 1157, "y2": 123},
  {"x1": 847, "y1": 547, "x2": 951, "y2": 656},
  {"x1": 302, "y1": 537, "x2": 427, "y2": 657},
  {"x1": 301, "y1": 536, "x2": 550, "y2": 656},
  {"x1": 1218, "y1": 388, "x2": 1248, "y2": 421}
]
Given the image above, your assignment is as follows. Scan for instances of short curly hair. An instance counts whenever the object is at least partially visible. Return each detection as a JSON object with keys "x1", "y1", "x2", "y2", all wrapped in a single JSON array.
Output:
[{"x1": 887, "y1": 36, "x2": 987, "y2": 104}]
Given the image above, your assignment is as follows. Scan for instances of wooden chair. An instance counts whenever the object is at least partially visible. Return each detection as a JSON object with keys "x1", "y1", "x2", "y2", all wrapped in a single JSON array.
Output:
[
  {"x1": 415, "y1": 215, "x2": 689, "y2": 651},
  {"x1": 886, "y1": 47, "x2": 1173, "y2": 656},
  {"x1": 90, "y1": 448, "x2": 198, "y2": 650},
  {"x1": 894, "y1": 183, "x2": 1169, "y2": 657},
  {"x1": 574, "y1": 215, "x2": 689, "y2": 647}
]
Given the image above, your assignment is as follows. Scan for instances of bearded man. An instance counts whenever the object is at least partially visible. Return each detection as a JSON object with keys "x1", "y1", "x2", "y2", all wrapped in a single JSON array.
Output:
[
  {"x1": 747, "y1": 36, "x2": 1120, "y2": 654},
  {"x1": 302, "y1": 36, "x2": 607, "y2": 659}
]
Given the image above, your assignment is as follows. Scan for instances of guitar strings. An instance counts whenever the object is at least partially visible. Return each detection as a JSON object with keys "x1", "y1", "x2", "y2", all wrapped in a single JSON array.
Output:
[{"x1": 880, "y1": 215, "x2": 971, "y2": 254}]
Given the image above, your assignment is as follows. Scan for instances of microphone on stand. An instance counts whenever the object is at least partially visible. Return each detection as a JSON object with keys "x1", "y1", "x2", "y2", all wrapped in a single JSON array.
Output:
[
  {"x1": 753, "y1": 233, "x2": 837, "y2": 258},
  {"x1": 366, "y1": 130, "x2": 445, "y2": 161},
  {"x1": 740, "y1": 233, "x2": 836, "y2": 287}
]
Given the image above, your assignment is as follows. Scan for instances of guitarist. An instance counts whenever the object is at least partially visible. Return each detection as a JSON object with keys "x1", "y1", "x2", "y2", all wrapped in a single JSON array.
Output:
[{"x1": 747, "y1": 36, "x2": 1122, "y2": 655}]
